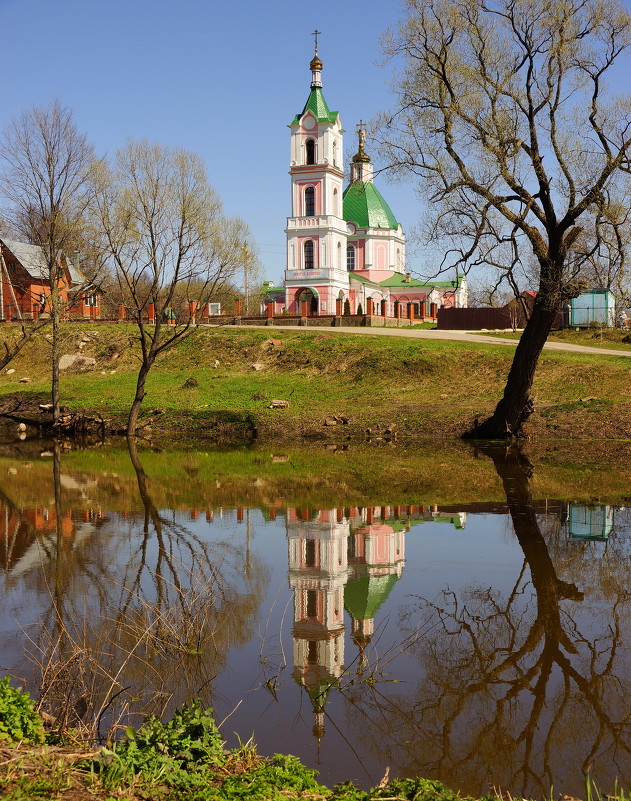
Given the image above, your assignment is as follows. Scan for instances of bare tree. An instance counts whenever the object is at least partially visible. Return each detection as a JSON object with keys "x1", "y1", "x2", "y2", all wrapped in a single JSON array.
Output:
[
  {"x1": 0, "y1": 101, "x2": 96, "y2": 421},
  {"x1": 376, "y1": 0, "x2": 631, "y2": 437},
  {"x1": 94, "y1": 140, "x2": 247, "y2": 436}
]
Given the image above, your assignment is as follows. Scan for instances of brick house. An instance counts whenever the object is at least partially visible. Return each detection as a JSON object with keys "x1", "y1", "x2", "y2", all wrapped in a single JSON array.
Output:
[{"x1": 0, "y1": 238, "x2": 100, "y2": 321}]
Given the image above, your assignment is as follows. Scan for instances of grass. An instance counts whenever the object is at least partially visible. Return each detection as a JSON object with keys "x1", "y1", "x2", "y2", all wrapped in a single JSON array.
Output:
[
  {"x1": 0, "y1": 323, "x2": 630, "y2": 440},
  {"x1": 482, "y1": 326, "x2": 631, "y2": 350}
]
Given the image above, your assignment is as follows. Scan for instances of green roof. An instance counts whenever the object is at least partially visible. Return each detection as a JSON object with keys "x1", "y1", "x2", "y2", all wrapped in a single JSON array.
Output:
[
  {"x1": 348, "y1": 272, "x2": 379, "y2": 286},
  {"x1": 379, "y1": 272, "x2": 467, "y2": 289},
  {"x1": 290, "y1": 87, "x2": 339, "y2": 126},
  {"x1": 344, "y1": 573, "x2": 398, "y2": 621},
  {"x1": 343, "y1": 181, "x2": 399, "y2": 230}
]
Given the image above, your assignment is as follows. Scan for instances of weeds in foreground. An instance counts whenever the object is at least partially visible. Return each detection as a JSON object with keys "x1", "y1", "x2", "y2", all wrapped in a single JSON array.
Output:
[{"x1": 0, "y1": 677, "x2": 45, "y2": 745}]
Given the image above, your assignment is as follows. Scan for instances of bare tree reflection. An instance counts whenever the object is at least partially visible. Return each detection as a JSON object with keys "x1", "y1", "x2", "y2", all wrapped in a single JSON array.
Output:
[
  {"x1": 342, "y1": 445, "x2": 631, "y2": 798},
  {"x1": 25, "y1": 437, "x2": 269, "y2": 740}
]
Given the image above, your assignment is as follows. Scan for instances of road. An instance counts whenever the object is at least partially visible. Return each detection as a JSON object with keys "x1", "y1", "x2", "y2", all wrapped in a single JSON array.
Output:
[{"x1": 220, "y1": 323, "x2": 631, "y2": 358}]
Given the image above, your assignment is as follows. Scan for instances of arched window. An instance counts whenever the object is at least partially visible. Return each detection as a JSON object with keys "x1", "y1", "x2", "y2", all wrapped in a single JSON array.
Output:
[
  {"x1": 304, "y1": 240, "x2": 314, "y2": 269},
  {"x1": 332, "y1": 139, "x2": 338, "y2": 166},
  {"x1": 305, "y1": 186, "x2": 315, "y2": 216},
  {"x1": 337, "y1": 242, "x2": 342, "y2": 269},
  {"x1": 306, "y1": 139, "x2": 315, "y2": 165},
  {"x1": 333, "y1": 187, "x2": 339, "y2": 216},
  {"x1": 346, "y1": 245, "x2": 355, "y2": 271}
]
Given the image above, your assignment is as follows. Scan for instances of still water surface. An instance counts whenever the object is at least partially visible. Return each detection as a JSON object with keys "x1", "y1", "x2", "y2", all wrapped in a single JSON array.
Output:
[{"x1": 1, "y1": 441, "x2": 630, "y2": 797}]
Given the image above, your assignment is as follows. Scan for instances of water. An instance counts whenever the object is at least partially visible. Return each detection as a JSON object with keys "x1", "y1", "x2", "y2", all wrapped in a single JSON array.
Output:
[{"x1": 1, "y1": 439, "x2": 630, "y2": 797}]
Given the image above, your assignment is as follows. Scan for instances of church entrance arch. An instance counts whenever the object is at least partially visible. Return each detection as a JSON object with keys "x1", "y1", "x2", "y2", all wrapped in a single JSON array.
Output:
[{"x1": 294, "y1": 287, "x2": 319, "y2": 316}]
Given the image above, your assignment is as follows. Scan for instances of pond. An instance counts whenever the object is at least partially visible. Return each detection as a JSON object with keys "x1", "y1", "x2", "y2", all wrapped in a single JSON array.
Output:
[{"x1": 1, "y1": 437, "x2": 630, "y2": 798}]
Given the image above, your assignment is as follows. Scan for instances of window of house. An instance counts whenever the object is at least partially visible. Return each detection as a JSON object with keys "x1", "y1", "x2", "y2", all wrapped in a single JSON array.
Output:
[
  {"x1": 306, "y1": 139, "x2": 315, "y2": 165},
  {"x1": 305, "y1": 186, "x2": 315, "y2": 216},
  {"x1": 304, "y1": 240, "x2": 314, "y2": 269},
  {"x1": 347, "y1": 245, "x2": 355, "y2": 271}
]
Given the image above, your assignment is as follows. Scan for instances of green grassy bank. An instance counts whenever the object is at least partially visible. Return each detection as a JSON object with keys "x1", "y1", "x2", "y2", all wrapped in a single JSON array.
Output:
[{"x1": 1, "y1": 324, "x2": 630, "y2": 440}]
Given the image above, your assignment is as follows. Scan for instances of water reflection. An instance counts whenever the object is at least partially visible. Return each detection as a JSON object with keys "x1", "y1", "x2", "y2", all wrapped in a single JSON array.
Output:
[
  {"x1": 343, "y1": 446, "x2": 631, "y2": 796},
  {"x1": 1, "y1": 441, "x2": 630, "y2": 797}
]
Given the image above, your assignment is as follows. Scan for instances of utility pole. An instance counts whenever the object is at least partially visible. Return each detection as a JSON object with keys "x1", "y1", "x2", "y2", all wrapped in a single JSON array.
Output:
[{"x1": 242, "y1": 242, "x2": 250, "y2": 315}]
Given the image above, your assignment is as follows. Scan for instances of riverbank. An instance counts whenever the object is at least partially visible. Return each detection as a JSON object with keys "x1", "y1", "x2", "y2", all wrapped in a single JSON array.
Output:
[
  {"x1": 0, "y1": 689, "x2": 612, "y2": 801},
  {"x1": 1, "y1": 324, "x2": 630, "y2": 441}
]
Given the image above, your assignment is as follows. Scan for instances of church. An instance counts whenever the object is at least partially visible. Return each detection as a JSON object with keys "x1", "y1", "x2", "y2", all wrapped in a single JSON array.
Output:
[{"x1": 264, "y1": 39, "x2": 468, "y2": 320}]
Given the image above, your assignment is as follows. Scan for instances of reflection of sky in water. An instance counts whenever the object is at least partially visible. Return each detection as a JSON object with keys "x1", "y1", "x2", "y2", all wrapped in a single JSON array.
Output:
[{"x1": 1, "y1": 488, "x2": 631, "y2": 798}]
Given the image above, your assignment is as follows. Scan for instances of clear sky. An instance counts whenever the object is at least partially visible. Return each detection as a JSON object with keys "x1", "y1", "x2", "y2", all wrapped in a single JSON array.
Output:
[
  {"x1": 2, "y1": 0, "x2": 629, "y2": 289},
  {"x1": 0, "y1": 0, "x2": 421, "y2": 286}
]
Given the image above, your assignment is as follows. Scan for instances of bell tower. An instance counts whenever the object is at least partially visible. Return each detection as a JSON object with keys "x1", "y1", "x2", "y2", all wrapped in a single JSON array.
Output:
[{"x1": 284, "y1": 34, "x2": 350, "y2": 316}]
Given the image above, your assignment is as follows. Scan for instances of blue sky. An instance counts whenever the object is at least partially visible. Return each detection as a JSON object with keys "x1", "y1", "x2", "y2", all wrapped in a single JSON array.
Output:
[
  {"x1": 0, "y1": 0, "x2": 419, "y2": 285},
  {"x1": 2, "y1": 0, "x2": 629, "y2": 289}
]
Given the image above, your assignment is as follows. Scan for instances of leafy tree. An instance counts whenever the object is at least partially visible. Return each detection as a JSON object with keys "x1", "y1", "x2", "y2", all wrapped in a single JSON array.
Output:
[{"x1": 377, "y1": 0, "x2": 631, "y2": 437}]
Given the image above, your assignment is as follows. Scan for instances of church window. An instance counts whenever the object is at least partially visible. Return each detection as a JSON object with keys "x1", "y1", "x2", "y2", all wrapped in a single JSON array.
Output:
[
  {"x1": 306, "y1": 138, "x2": 315, "y2": 165},
  {"x1": 347, "y1": 245, "x2": 355, "y2": 271},
  {"x1": 307, "y1": 641, "x2": 318, "y2": 663},
  {"x1": 307, "y1": 590, "x2": 317, "y2": 618},
  {"x1": 304, "y1": 240, "x2": 314, "y2": 269},
  {"x1": 305, "y1": 186, "x2": 315, "y2": 216},
  {"x1": 332, "y1": 139, "x2": 337, "y2": 166},
  {"x1": 337, "y1": 242, "x2": 342, "y2": 269},
  {"x1": 305, "y1": 539, "x2": 316, "y2": 567},
  {"x1": 333, "y1": 187, "x2": 339, "y2": 216}
]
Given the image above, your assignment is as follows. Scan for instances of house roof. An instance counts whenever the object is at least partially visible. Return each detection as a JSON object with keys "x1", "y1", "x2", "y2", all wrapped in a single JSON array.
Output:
[
  {"x1": 1, "y1": 239, "x2": 85, "y2": 285},
  {"x1": 290, "y1": 87, "x2": 339, "y2": 126},
  {"x1": 343, "y1": 181, "x2": 399, "y2": 230}
]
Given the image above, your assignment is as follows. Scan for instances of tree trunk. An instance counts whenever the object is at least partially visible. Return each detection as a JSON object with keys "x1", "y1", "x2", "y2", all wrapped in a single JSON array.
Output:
[
  {"x1": 127, "y1": 358, "x2": 152, "y2": 437},
  {"x1": 464, "y1": 294, "x2": 558, "y2": 439},
  {"x1": 51, "y1": 279, "x2": 61, "y2": 424}
]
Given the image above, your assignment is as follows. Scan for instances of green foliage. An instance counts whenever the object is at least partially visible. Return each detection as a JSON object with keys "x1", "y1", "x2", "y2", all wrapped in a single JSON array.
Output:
[
  {"x1": 92, "y1": 699, "x2": 224, "y2": 790},
  {"x1": 344, "y1": 298, "x2": 351, "y2": 315},
  {"x1": 0, "y1": 677, "x2": 45, "y2": 745},
  {"x1": 357, "y1": 303, "x2": 364, "y2": 315},
  {"x1": 212, "y1": 754, "x2": 327, "y2": 801},
  {"x1": 331, "y1": 776, "x2": 467, "y2": 800}
]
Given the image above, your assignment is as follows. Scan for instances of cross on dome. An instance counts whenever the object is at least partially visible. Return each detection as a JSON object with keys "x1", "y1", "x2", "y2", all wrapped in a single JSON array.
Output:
[{"x1": 310, "y1": 29, "x2": 323, "y2": 80}]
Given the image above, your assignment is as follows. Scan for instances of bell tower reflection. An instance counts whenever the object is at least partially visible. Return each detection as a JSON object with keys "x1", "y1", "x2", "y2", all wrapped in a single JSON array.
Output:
[
  {"x1": 287, "y1": 508, "x2": 348, "y2": 742},
  {"x1": 286, "y1": 505, "x2": 409, "y2": 744}
]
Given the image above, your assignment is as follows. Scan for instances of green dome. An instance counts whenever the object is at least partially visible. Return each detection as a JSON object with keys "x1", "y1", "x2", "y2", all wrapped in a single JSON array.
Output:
[
  {"x1": 343, "y1": 181, "x2": 399, "y2": 230},
  {"x1": 344, "y1": 573, "x2": 399, "y2": 621}
]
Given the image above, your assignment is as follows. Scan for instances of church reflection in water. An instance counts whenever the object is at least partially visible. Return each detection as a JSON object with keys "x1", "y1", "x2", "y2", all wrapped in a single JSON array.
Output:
[{"x1": 283, "y1": 504, "x2": 464, "y2": 741}]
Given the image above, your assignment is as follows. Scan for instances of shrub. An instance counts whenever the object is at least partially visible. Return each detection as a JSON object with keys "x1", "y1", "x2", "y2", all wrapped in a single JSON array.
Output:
[
  {"x1": 357, "y1": 303, "x2": 364, "y2": 316},
  {"x1": 343, "y1": 298, "x2": 351, "y2": 316},
  {"x1": 0, "y1": 676, "x2": 45, "y2": 744}
]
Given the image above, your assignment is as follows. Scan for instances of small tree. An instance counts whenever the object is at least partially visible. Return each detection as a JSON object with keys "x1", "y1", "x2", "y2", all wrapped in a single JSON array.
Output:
[
  {"x1": 0, "y1": 102, "x2": 96, "y2": 421},
  {"x1": 377, "y1": 0, "x2": 631, "y2": 437},
  {"x1": 343, "y1": 298, "x2": 351, "y2": 316},
  {"x1": 95, "y1": 140, "x2": 247, "y2": 436},
  {"x1": 357, "y1": 302, "x2": 364, "y2": 316}
]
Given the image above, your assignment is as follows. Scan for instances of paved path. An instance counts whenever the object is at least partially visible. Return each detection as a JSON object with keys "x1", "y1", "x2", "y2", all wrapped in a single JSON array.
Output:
[{"x1": 218, "y1": 323, "x2": 631, "y2": 358}]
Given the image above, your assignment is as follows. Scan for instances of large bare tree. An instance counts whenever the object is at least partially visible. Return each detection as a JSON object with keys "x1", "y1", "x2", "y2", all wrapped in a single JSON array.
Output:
[
  {"x1": 94, "y1": 140, "x2": 247, "y2": 436},
  {"x1": 376, "y1": 0, "x2": 631, "y2": 437},
  {"x1": 0, "y1": 101, "x2": 96, "y2": 421}
]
